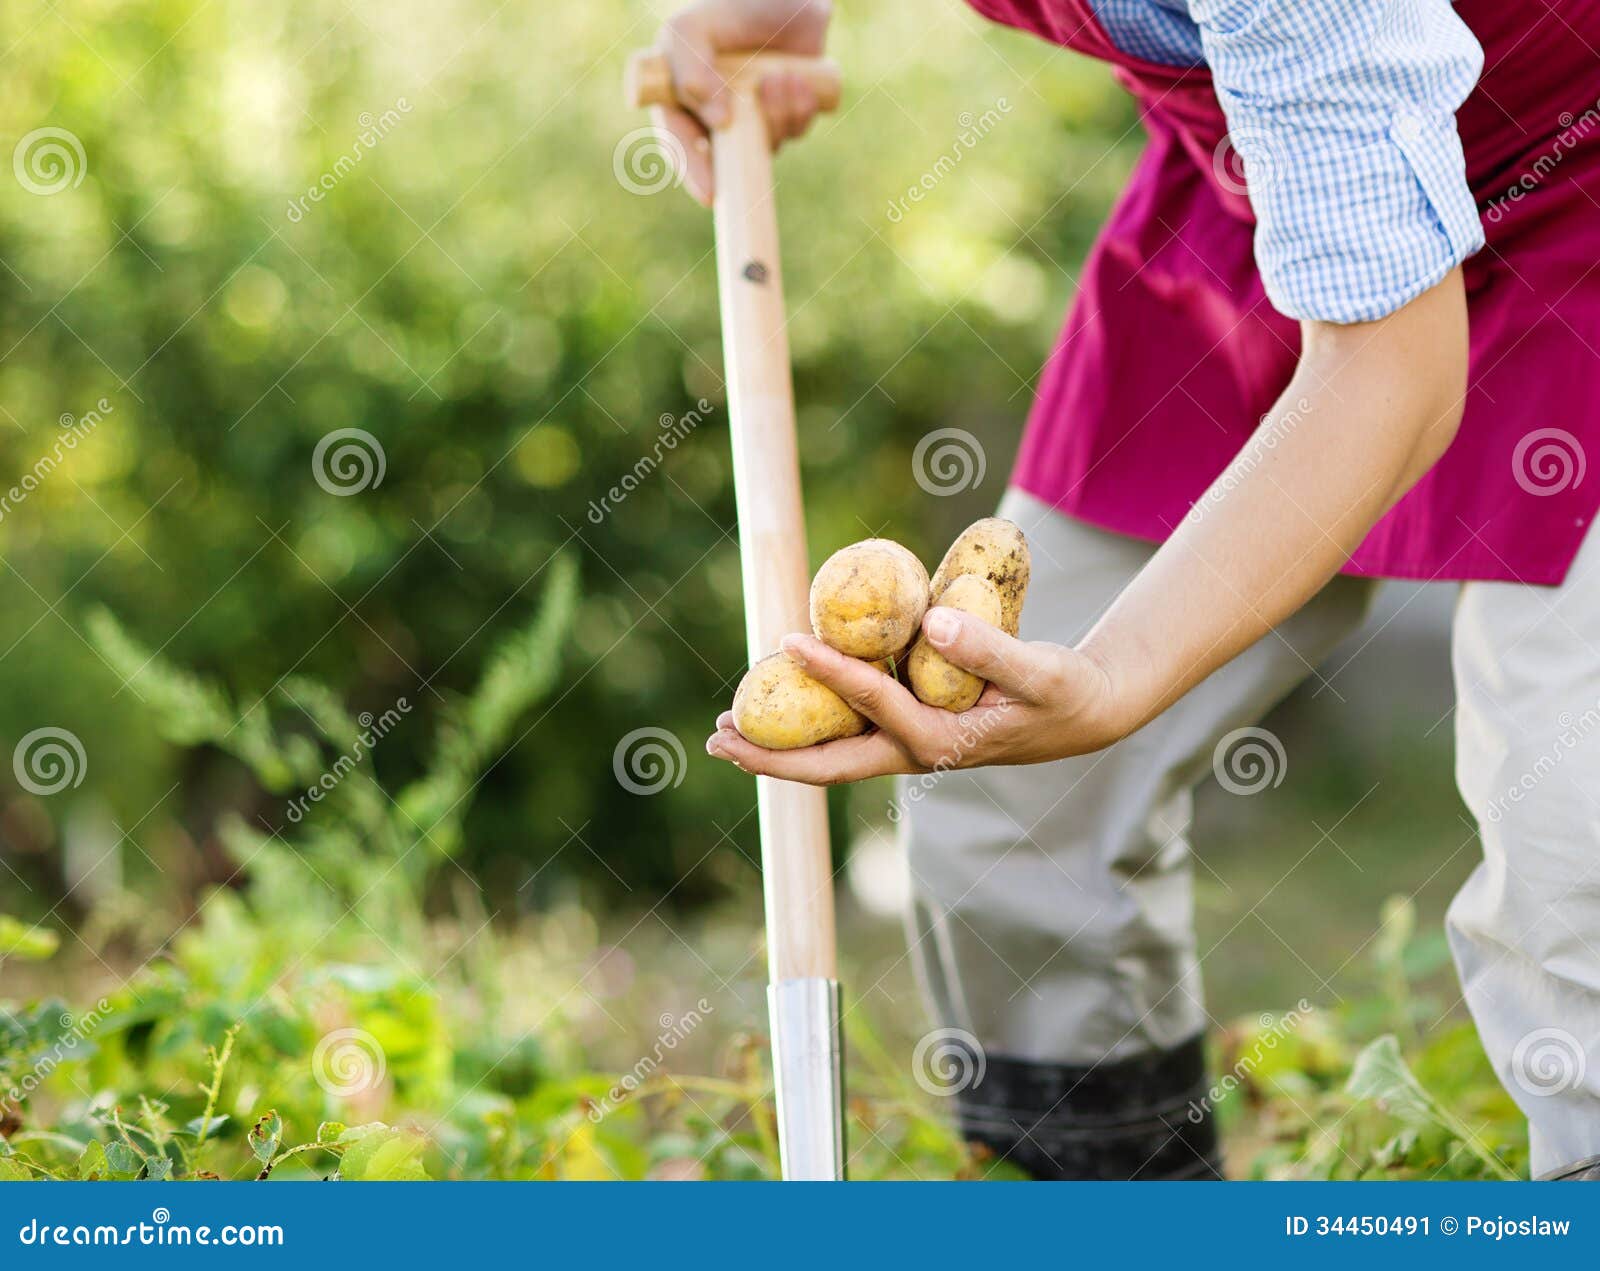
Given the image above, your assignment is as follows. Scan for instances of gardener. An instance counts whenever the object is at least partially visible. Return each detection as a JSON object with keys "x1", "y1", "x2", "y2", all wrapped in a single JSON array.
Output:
[{"x1": 688, "y1": 0, "x2": 1600, "y2": 1180}]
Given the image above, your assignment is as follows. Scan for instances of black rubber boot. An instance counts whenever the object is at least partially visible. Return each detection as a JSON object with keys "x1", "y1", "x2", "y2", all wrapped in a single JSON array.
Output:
[
  {"x1": 1540, "y1": 1156, "x2": 1600, "y2": 1180},
  {"x1": 955, "y1": 1034, "x2": 1223, "y2": 1179}
]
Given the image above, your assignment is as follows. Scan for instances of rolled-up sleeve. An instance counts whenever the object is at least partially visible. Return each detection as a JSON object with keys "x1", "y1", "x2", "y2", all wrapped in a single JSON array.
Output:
[{"x1": 1189, "y1": 0, "x2": 1485, "y2": 324}]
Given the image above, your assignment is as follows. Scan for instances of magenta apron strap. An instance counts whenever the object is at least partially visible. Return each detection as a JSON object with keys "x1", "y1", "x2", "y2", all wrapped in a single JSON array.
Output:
[{"x1": 961, "y1": 0, "x2": 1127, "y2": 60}]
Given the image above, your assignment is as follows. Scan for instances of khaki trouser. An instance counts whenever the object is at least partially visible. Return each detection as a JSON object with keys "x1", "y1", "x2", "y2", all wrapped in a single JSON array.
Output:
[{"x1": 904, "y1": 488, "x2": 1600, "y2": 1177}]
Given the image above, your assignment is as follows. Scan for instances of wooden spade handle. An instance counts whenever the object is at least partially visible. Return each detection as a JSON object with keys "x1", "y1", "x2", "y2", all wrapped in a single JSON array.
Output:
[
  {"x1": 624, "y1": 51, "x2": 841, "y2": 983},
  {"x1": 624, "y1": 50, "x2": 842, "y2": 113}
]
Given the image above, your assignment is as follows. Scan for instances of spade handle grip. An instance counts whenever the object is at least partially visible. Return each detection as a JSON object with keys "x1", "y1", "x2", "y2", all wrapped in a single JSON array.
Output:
[{"x1": 624, "y1": 50, "x2": 841, "y2": 113}]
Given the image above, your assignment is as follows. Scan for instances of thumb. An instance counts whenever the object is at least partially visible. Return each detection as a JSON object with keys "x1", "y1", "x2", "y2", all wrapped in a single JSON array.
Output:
[{"x1": 922, "y1": 607, "x2": 1075, "y2": 704}]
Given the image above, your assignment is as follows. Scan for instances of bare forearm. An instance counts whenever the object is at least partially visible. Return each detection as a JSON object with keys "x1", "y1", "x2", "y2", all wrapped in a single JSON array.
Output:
[
  {"x1": 708, "y1": 275, "x2": 1472, "y2": 787},
  {"x1": 1080, "y1": 270, "x2": 1469, "y2": 731}
]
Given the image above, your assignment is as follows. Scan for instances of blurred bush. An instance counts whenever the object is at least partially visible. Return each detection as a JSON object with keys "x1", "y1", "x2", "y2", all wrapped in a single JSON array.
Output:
[{"x1": 0, "y1": 0, "x2": 1139, "y2": 922}]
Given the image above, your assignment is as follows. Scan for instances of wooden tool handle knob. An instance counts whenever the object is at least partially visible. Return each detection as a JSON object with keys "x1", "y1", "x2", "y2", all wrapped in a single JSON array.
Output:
[{"x1": 624, "y1": 50, "x2": 842, "y2": 112}]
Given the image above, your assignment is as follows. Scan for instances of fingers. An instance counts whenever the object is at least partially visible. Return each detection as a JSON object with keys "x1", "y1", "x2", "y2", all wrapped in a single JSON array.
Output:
[
  {"x1": 758, "y1": 72, "x2": 820, "y2": 149},
  {"x1": 706, "y1": 726, "x2": 906, "y2": 785},
  {"x1": 921, "y1": 607, "x2": 1059, "y2": 702},
  {"x1": 651, "y1": 104, "x2": 714, "y2": 205},
  {"x1": 661, "y1": 13, "x2": 731, "y2": 130},
  {"x1": 779, "y1": 633, "x2": 928, "y2": 737}
]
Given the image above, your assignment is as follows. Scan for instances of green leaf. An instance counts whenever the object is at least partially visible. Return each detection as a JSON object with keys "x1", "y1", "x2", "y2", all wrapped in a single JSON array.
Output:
[
  {"x1": 1346, "y1": 1035, "x2": 1435, "y2": 1126},
  {"x1": 85, "y1": 608, "x2": 298, "y2": 790},
  {"x1": 248, "y1": 1112, "x2": 283, "y2": 1163},
  {"x1": 337, "y1": 1125, "x2": 429, "y2": 1181},
  {"x1": 316, "y1": 1121, "x2": 347, "y2": 1144},
  {"x1": 76, "y1": 1141, "x2": 108, "y2": 1181},
  {"x1": 180, "y1": 1115, "x2": 229, "y2": 1138},
  {"x1": 0, "y1": 1159, "x2": 32, "y2": 1182},
  {"x1": 0, "y1": 916, "x2": 58, "y2": 961},
  {"x1": 104, "y1": 1141, "x2": 143, "y2": 1175},
  {"x1": 142, "y1": 1155, "x2": 173, "y2": 1181}
]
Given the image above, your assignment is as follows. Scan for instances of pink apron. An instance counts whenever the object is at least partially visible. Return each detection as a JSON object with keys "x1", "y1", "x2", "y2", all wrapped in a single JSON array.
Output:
[{"x1": 974, "y1": 0, "x2": 1600, "y2": 584}]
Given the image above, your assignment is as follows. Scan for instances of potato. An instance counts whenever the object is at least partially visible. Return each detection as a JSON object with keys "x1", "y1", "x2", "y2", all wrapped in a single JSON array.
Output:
[
  {"x1": 732, "y1": 652, "x2": 871, "y2": 750},
  {"x1": 928, "y1": 517, "x2": 1030, "y2": 636},
  {"x1": 809, "y1": 539, "x2": 930, "y2": 660},
  {"x1": 907, "y1": 574, "x2": 1004, "y2": 711}
]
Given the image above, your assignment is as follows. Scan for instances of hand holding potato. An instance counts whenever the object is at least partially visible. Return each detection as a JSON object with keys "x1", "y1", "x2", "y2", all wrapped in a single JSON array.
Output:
[{"x1": 713, "y1": 519, "x2": 1131, "y2": 784}]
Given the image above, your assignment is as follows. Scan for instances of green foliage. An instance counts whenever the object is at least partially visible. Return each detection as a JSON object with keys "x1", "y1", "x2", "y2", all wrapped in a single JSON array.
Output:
[
  {"x1": 0, "y1": 919, "x2": 58, "y2": 962},
  {"x1": 0, "y1": 0, "x2": 1140, "y2": 914},
  {"x1": 83, "y1": 552, "x2": 576, "y2": 924},
  {"x1": 1221, "y1": 898, "x2": 1527, "y2": 1181},
  {"x1": 0, "y1": 892, "x2": 1529, "y2": 1181}
]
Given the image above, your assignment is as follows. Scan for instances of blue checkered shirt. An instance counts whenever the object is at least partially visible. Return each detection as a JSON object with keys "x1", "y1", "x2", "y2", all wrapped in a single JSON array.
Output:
[{"x1": 1090, "y1": 0, "x2": 1485, "y2": 323}]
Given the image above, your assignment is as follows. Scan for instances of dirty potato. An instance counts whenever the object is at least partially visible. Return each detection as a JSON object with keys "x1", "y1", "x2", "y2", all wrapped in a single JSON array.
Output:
[
  {"x1": 929, "y1": 518, "x2": 1030, "y2": 636},
  {"x1": 809, "y1": 539, "x2": 930, "y2": 660},
  {"x1": 907, "y1": 574, "x2": 1004, "y2": 711},
  {"x1": 731, "y1": 651, "x2": 871, "y2": 750}
]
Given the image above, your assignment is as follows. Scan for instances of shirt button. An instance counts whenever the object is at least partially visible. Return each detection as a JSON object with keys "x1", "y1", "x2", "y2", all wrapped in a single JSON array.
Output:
[{"x1": 1393, "y1": 111, "x2": 1424, "y2": 143}]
